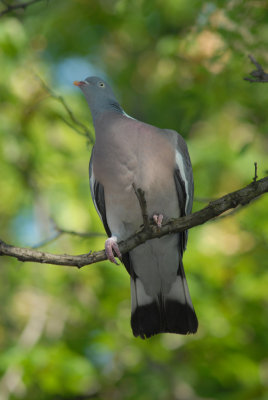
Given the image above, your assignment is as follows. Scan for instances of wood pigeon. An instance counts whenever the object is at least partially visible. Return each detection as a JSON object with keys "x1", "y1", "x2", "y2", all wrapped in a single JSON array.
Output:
[{"x1": 74, "y1": 77, "x2": 198, "y2": 339}]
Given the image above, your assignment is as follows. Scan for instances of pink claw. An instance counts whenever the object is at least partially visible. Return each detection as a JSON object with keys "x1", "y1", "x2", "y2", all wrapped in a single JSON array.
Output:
[
  {"x1": 105, "y1": 237, "x2": 122, "y2": 265},
  {"x1": 153, "y1": 214, "x2": 164, "y2": 228}
]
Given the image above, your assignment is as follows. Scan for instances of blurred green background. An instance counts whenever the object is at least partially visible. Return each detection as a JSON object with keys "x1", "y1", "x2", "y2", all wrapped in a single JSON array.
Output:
[{"x1": 0, "y1": 1, "x2": 268, "y2": 399}]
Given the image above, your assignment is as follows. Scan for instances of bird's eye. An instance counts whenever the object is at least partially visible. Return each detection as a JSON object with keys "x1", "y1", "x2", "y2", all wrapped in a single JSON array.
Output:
[{"x1": 99, "y1": 82, "x2": 105, "y2": 88}]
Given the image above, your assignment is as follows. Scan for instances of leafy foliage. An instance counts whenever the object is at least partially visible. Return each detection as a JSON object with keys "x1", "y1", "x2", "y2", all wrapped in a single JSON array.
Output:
[{"x1": 0, "y1": 1, "x2": 268, "y2": 399}]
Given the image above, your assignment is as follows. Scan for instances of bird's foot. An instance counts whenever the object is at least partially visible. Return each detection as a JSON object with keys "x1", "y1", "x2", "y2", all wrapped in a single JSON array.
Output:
[
  {"x1": 153, "y1": 214, "x2": 164, "y2": 228},
  {"x1": 105, "y1": 236, "x2": 122, "y2": 265}
]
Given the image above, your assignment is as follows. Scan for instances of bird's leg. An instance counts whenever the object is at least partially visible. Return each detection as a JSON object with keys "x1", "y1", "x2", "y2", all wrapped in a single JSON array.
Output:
[
  {"x1": 105, "y1": 236, "x2": 122, "y2": 265},
  {"x1": 153, "y1": 214, "x2": 164, "y2": 228}
]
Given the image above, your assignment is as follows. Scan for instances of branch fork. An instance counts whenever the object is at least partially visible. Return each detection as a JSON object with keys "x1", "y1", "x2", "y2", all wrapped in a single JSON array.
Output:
[
  {"x1": 244, "y1": 55, "x2": 268, "y2": 83},
  {"x1": 0, "y1": 176, "x2": 267, "y2": 268}
]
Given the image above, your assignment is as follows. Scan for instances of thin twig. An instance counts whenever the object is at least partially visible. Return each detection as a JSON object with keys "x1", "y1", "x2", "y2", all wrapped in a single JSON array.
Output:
[
  {"x1": 31, "y1": 232, "x2": 62, "y2": 249},
  {"x1": 253, "y1": 162, "x2": 258, "y2": 182},
  {"x1": 132, "y1": 183, "x2": 150, "y2": 231},
  {"x1": 31, "y1": 222, "x2": 106, "y2": 249},
  {"x1": 244, "y1": 55, "x2": 268, "y2": 83},
  {"x1": 0, "y1": 176, "x2": 267, "y2": 268},
  {"x1": 54, "y1": 392, "x2": 100, "y2": 400},
  {"x1": 194, "y1": 196, "x2": 215, "y2": 203},
  {"x1": 35, "y1": 75, "x2": 94, "y2": 143},
  {"x1": 56, "y1": 228, "x2": 106, "y2": 239},
  {"x1": 59, "y1": 115, "x2": 89, "y2": 138},
  {"x1": 0, "y1": 0, "x2": 45, "y2": 17}
]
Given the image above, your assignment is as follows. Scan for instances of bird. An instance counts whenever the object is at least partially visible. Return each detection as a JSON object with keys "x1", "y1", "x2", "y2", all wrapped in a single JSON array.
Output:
[{"x1": 73, "y1": 76, "x2": 198, "y2": 339}]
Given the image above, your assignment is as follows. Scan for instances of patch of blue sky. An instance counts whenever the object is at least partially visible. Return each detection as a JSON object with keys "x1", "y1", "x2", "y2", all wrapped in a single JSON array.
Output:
[
  {"x1": 11, "y1": 210, "x2": 42, "y2": 246},
  {"x1": 53, "y1": 56, "x2": 107, "y2": 92}
]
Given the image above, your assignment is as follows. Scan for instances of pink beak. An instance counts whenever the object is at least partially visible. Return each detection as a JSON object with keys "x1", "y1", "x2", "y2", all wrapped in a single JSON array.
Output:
[{"x1": 73, "y1": 80, "x2": 86, "y2": 87}]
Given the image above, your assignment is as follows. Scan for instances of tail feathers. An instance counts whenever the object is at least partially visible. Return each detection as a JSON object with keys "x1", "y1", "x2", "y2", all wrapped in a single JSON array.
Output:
[
  {"x1": 130, "y1": 271, "x2": 198, "y2": 339},
  {"x1": 131, "y1": 302, "x2": 162, "y2": 339},
  {"x1": 164, "y1": 299, "x2": 198, "y2": 335}
]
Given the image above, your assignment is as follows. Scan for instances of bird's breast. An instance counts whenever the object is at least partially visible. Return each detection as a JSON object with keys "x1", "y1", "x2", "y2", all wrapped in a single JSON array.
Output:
[
  {"x1": 93, "y1": 138, "x2": 137, "y2": 193},
  {"x1": 92, "y1": 114, "x2": 179, "y2": 236}
]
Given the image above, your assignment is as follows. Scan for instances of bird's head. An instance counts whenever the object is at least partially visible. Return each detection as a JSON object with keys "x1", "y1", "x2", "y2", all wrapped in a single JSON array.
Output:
[{"x1": 73, "y1": 76, "x2": 122, "y2": 121}]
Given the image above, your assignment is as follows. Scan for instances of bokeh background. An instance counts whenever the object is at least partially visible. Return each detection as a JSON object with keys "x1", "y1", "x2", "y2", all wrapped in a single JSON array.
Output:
[{"x1": 0, "y1": 1, "x2": 268, "y2": 399}]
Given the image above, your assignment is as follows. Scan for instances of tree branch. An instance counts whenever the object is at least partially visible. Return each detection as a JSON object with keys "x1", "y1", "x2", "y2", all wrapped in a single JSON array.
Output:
[
  {"x1": 0, "y1": 0, "x2": 46, "y2": 17},
  {"x1": 244, "y1": 55, "x2": 268, "y2": 83},
  {"x1": 1, "y1": 176, "x2": 267, "y2": 268}
]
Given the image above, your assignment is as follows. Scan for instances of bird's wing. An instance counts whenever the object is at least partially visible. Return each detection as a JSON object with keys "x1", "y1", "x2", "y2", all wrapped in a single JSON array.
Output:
[
  {"x1": 89, "y1": 143, "x2": 135, "y2": 275},
  {"x1": 171, "y1": 130, "x2": 194, "y2": 253},
  {"x1": 89, "y1": 148, "x2": 111, "y2": 237},
  {"x1": 130, "y1": 128, "x2": 197, "y2": 338}
]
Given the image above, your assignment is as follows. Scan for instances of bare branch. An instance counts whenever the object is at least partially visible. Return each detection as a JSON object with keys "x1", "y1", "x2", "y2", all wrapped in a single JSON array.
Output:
[
  {"x1": 0, "y1": 0, "x2": 46, "y2": 17},
  {"x1": 194, "y1": 196, "x2": 215, "y2": 203},
  {"x1": 36, "y1": 76, "x2": 94, "y2": 144},
  {"x1": 55, "y1": 227, "x2": 105, "y2": 239},
  {"x1": 31, "y1": 231, "x2": 62, "y2": 249},
  {"x1": 1, "y1": 176, "x2": 267, "y2": 268},
  {"x1": 132, "y1": 183, "x2": 150, "y2": 231},
  {"x1": 31, "y1": 226, "x2": 105, "y2": 249},
  {"x1": 244, "y1": 55, "x2": 268, "y2": 83},
  {"x1": 253, "y1": 161, "x2": 258, "y2": 182}
]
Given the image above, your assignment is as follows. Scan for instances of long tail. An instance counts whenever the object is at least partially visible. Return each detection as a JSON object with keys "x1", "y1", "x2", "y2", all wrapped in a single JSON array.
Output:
[{"x1": 130, "y1": 260, "x2": 198, "y2": 339}]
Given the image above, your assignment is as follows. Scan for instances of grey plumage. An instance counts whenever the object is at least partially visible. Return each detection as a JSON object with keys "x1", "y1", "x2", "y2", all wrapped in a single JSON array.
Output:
[{"x1": 75, "y1": 76, "x2": 198, "y2": 338}]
